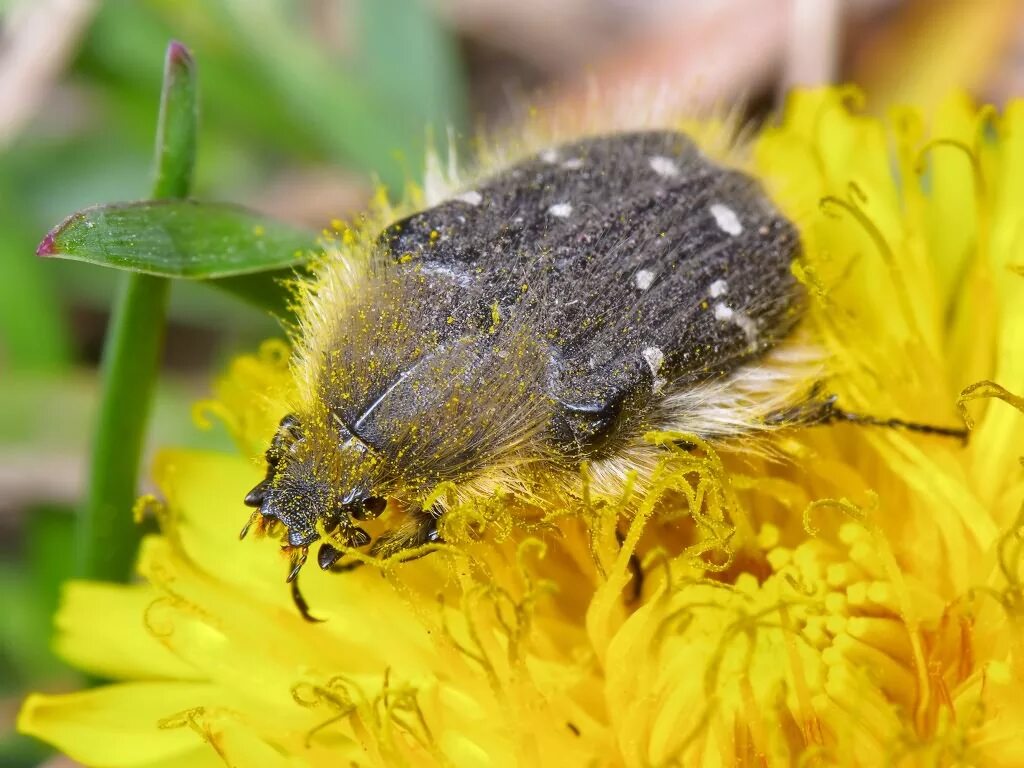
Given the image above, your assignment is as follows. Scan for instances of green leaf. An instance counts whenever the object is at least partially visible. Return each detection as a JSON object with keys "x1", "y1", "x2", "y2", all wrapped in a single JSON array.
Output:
[{"x1": 38, "y1": 200, "x2": 317, "y2": 279}]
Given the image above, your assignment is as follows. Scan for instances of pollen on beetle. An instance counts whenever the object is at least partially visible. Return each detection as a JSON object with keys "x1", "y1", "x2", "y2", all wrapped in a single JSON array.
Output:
[
  {"x1": 547, "y1": 202, "x2": 573, "y2": 218},
  {"x1": 709, "y1": 202, "x2": 743, "y2": 235},
  {"x1": 648, "y1": 155, "x2": 679, "y2": 177}
]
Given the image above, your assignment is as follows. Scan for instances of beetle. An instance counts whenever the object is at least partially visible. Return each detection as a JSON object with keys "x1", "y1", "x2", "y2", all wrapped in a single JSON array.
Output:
[{"x1": 240, "y1": 130, "x2": 965, "y2": 619}]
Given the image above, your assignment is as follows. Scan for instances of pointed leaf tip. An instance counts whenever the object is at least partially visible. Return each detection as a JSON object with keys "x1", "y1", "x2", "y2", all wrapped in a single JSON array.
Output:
[
  {"x1": 166, "y1": 40, "x2": 193, "y2": 69},
  {"x1": 36, "y1": 231, "x2": 56, "y2": 256}
]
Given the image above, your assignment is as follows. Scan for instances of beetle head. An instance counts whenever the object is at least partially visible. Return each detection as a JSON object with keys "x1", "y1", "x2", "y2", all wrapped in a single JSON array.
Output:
[{"x1": 241, "y1": 414, "x2": 388, "y2": 579}]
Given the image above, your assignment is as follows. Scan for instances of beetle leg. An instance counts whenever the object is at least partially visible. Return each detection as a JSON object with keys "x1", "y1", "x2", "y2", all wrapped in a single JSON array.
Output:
[
  {"x1": 766, "y1": 389, "x2": 968, "y2": 442},
  {"x1": 820, "y1": 404, "x2": 968, "y2": 442},
  {"x1": 325, "y1": 509, "x2": 442, "y2": 574},
  {"x1": 367, "y1": 509, "x2": 442, "y2": 561},
  {"x1": 286, "y1": 546, "x2": 308, "y2": 582},
  {"x1": 282, "y1": 546, "x2": 325, "y2": 622}
]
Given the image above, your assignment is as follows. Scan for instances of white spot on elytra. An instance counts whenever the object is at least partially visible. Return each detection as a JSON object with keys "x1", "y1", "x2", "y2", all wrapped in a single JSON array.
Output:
[
  {"x1": 548, "y1": 202, "x2": 573, "y2": 218},
  {"x1": 540, "y1": 149, "x2": 558, "y2": 164},
  {"x1": 714, "y1": 302, "x2": 758, "y2": 347},
  {"x1": 419, "y1": 264, "x2": 474, "y2": 288},
  {"x1": 455, "y1": 190, "x2": 482, "y2": 206},
  {"x1": 562, "y1": 157, "x2": 583, "y2": 170},
  {"x1": 710, "y1": 203, "x2": 743, "y2": 235},
  {"x1": 709, "y1": 279, "x2": 728, "y2": 298},
  {"x1": 734, "y1": 314, "x2": 758, "y2": 344},
  {"x1": 642, "y1": 346, "x2": 664, "y2": 376},
  {"x1": 634, "y1": 269, "x2": 655, "y2": 290},
  {"x1": 648, "y1": 155, "x2": 679, "y2": 177}
]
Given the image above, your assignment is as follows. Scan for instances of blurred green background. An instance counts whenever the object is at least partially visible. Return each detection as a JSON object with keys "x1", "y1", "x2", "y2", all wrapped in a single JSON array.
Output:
[{"x1": 2, "y1": 1, "x2": 1022, "y2": 765}]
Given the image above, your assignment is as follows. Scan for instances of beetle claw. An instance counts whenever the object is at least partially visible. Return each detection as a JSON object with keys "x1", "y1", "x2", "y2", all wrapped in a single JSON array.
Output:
[
  {"x1": 291, "y1": 577, "x2": 324, "y2": 623},
  {"x1": 286, "y1": 546, "x2": 308, "y2": 583}
]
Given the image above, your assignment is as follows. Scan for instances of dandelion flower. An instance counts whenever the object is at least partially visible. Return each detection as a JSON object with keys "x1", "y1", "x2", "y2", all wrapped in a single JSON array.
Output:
[{"x1": 19, "y1": 89, "x2": 1024, "y2": 766}]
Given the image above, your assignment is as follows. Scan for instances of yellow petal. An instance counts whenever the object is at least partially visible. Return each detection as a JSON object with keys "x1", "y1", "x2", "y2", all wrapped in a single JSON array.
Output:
[
  {"x1": 149, "y1": 448, "x2": 283, "y2": 591},
  {"x1": 19, "y1": 683, "x2": 227, "y2": 767},
  {"x1": 53, "y1": 581, "x2": 200, "y2": 682}
]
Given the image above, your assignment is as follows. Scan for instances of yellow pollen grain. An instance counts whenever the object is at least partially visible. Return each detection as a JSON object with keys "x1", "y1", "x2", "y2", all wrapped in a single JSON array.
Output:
[{"x1": 488, "y1": 302, "x2": 501, "y2": 333}]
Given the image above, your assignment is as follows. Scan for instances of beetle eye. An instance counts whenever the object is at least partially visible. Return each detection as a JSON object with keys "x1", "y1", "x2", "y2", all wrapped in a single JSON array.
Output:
[{"x1": 351, "y1": 496, "x2": 387, "y2": 520}]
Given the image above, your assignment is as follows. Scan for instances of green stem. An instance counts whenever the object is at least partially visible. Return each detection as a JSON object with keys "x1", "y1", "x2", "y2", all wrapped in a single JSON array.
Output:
[
  {"x1": 77, "y1": 274, "x2": 170, "y2": 581},
  {"x1": 76, "y1": 41, "x2": 197, "y2": 582}
]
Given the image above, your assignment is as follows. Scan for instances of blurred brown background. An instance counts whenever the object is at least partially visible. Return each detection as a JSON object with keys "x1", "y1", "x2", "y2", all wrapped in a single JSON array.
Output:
[{"x1": 2, "y1": 1, "x2": 1023, "y2": 764}]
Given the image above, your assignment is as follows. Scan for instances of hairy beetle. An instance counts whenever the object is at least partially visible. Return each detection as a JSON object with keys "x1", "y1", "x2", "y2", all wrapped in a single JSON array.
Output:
[{"x1": 241, "y1": 130, "x2": 965, "y2": 619}]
